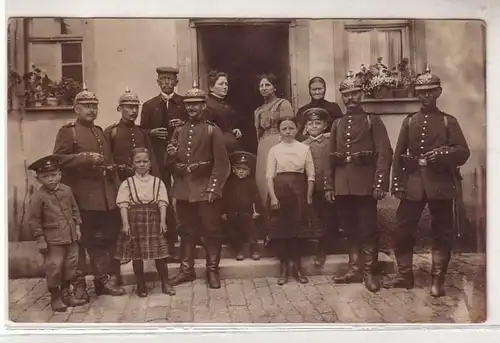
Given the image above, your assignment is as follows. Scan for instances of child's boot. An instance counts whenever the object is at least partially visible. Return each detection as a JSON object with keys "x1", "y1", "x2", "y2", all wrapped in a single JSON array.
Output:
[
  {"x1": 132, "y1": 260, "x2": 148, "y2": 297},
  {"x1": 49, "y1": 287, "x2": 67, "y2": 312},
  {"x1": 61, "y1": 281, "x2": 86, "y2": 307},
  {"x1": 250, "y1": 240, "x2": 261, "y2": 261},
  {"x1": 155, "y1": 258, "x2": 176, "y2": 296}
]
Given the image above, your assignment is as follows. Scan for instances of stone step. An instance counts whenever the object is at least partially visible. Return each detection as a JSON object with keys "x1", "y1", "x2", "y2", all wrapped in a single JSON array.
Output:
[{"x1": 120, "y1": 253, "x2": 395, "y2": 285}]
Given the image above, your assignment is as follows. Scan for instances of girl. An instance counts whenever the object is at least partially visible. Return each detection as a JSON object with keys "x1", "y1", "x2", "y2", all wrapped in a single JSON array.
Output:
[
  {"x1": 266, "y1": 117, "x2": 315, "y2": 285},
  {"x1": 114, "y1": 147, "x2": 175, "y2": 297}
]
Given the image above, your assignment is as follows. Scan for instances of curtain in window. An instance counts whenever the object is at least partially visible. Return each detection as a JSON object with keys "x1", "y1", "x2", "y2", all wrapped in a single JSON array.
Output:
[{"x1": 347, "y1": 30, "x2": 372, "y2": 73}]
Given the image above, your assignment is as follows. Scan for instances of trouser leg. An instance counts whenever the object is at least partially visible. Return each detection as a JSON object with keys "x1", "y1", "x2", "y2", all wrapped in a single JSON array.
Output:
[
  {"x1": 60, "y1": 242, "x2": 86, "y2": 307},
  {"x1": 44, "y1": 245, "x2": 67, "y2": 312},
  {"x1": 199, "y1": 200, "x2": 223, "y2": 289},
  {"x1": 155, "y1": 258, "x2": 176, "y2": 295}
]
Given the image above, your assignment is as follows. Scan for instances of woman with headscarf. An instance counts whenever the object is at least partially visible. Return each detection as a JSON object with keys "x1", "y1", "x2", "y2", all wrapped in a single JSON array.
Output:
[
  {"x1": 254, "y1": 73, "x2": 294, "y2": 205},
  {"x1": 205, "y1": 70, "x2": 243, "y2": 154},
  {"x1": 296, "y1": 76, "x2": 343, "y2": 141}
]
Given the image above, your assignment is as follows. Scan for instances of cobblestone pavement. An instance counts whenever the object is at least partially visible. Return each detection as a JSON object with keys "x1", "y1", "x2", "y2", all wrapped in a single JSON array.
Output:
[{"x1": 8, "y1": 253, "x2": 485, "y2": 324}]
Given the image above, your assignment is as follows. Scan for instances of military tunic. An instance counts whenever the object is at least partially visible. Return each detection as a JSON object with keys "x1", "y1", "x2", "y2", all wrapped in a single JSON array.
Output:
[{"x1": 104, "y1": 119, "x2": 160, "y2": 181}]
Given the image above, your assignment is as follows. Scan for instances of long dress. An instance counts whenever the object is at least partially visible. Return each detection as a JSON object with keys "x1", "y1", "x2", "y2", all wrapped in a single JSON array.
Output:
[
  {"x1": 114, "y1": 173, "x2": 170, "y2": 261},
  {"x1": 205, "y1": 93, "x2": 242, "y2": 154},
  {"x1": 254, "y1": 97, "x2": 294, "y2": 205}
]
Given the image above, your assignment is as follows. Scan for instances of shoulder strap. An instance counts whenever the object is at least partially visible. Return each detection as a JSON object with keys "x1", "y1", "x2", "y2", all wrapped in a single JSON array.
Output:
[
  {"x1": 443, "y1": 114, "x2": 449, "y2": 142},
  {"x1": 70, "y1": 125, "x2": 77, "y2": 150}
]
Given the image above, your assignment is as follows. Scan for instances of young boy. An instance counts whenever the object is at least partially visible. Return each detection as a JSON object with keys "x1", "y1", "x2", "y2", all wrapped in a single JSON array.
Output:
[
  {"x1": 221, "y1": 151, "x2": 264, "y2": 261},
  {"x1": 301, "y1": 107, "x2": 337, "y2": 267},
  {"x1": 27, "y1": 154, "x2": 86, "y2": 312}
]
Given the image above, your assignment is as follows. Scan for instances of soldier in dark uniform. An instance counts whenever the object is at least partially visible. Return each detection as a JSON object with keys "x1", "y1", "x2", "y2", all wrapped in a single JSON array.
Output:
[
  {"x1": 166, "y1": 83, "x2": 230, "y2": 289},
  {"x1": 104, "y1": 87, "x2": 160, "y2": 182},
  {"x1": 53, "y1": 86, "x2": 126, "y2": 302},
  {"x1": 384, "y1": 66, "x2": 470, "y2": 297},
  {"x1": 140, "y1": 67, "x2": 188, "y2": 263},
  {"x1": 325, "y1": 71, "x2": 393, "y2": 292}
]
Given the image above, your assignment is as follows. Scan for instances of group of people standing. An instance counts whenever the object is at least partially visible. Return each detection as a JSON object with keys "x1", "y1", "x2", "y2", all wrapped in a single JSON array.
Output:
[{"x1": 27, "y1": 63, "x2": 470, "y2": 314}]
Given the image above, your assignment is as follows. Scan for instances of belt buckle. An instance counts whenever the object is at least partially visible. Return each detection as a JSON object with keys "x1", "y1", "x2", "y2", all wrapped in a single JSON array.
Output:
[
  {"x1": 418, "y1": 158, "x2": 427, "y2": 167},
  {"x1": 345, "y1": 156, "x2": 353, "y2": 163}
]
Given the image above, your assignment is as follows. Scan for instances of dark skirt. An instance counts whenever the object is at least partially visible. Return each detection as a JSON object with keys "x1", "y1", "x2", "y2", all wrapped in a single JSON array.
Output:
[
  {"x1": 114, "y1": 204, "x2": 170, "y2": 261},
  {"x1": 267, "y1": 172, "x2": 319, "y2": 240}
]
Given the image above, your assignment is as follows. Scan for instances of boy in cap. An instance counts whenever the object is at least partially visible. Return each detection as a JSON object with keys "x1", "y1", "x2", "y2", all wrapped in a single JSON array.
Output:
[
  {"x1": 301, "y1": 107, "x2": 337, "y2": 267},
  {"x1": 27, "y1": 154, "x2": 86, "y2": 312},
  {"x1": 221, "y1": 151, "x2": 263, "y2": 261}
]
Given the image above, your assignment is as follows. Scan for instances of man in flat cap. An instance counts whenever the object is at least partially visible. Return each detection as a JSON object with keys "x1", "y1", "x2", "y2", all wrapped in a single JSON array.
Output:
[
  {"x1": 105, "y1": 87, "x2": 160, "y2": 182},
  {"x1": 166, "y1": 82, "x2": 230, "y2": 289},
  {"x1": 326, "y1": 71, "x2": 393, "y2": 292},
  {"x1": 384, "y1": 66, "x2": 470, "y2": 297},
  {"x1": 140, "y1": 66, "x2": 188, "y2": 263},
  {"x1": 27, "y1": 154, "x2": 86, "y2": 312},
  {"x1": 53, "y1": 85, "x2": 126, "y2": 302}
]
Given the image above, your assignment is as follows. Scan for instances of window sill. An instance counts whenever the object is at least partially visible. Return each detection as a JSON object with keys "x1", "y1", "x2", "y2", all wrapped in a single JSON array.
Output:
[
  {"x1": 361, "y1": 97, "x2": 420, "y2": 115},
  {"x1": 25, "y1": 105, "x2": 74, "y2": 112}
]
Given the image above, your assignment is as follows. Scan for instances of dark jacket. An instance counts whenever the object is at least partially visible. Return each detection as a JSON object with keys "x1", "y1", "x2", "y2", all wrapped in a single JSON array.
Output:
[
  {"x1": 53, "y1": 119, "x2": 119, "y2": 211},
  {"x1": 205, "y1": 93, "x2": 242, "y2": 153},
  {"x1": 296, "y1": 99, "x2": 343, "y2": 141},
  {"x1": 166, "y1": 118, "x2": 230, "y2": 202},
  {"x1": 302, "y1": 133, "x2": 332, "y2": 191},
  {"x1": 391, "y1": 109, "x2": 470, "y2": 200},
  {"x1": 326, "y1": 110, "x2": 393, "y2": 196},
  {"x1": 28, "y1": 183, "x2": 81, "y2": 246},
  {"x1": 140, "y1": 93, "x2": 188, "y2": 175},
  {"x1": 104, "y1": 119, "x2": 160, "y2": 181},
  {"x1": 221, "y1": 175, "x2": 264, "y2": 215}
]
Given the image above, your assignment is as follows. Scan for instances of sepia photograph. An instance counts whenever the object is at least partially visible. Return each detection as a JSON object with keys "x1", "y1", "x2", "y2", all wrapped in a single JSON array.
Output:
[{"x1": 6, "y1": 17, "x2": 486, "y2": 325}]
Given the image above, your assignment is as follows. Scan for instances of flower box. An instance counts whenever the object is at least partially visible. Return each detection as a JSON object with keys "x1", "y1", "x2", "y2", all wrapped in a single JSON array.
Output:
[{"x1": 362, "y1": 97, "x2": 420, "y2": 115}]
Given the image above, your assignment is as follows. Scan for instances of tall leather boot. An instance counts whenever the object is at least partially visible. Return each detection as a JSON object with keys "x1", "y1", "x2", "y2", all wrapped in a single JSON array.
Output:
[
  {"x1": 333, "y1": 244, "x2": 363, "y2": 283},
  {"x1": 94, "y1": 254, "x2": 126, "y2": 297},
  {"x1": 277, "y1": 258, "x2": 288, "y2": 286},
  {"x1": 167, "y1": 239, "x2": 181, "y2": 263},
  {"x1": 430, "y1": 248, "x2": 451, "y2": 297},
  {"x1": 383, "y1": 250, "x2": 415, "y2": 289},
  {"x1": 155, "y1": 258, "x2": 176, "y2": 296},
  {"x1": 61, "y1": 281, "x2": 86, "y2": 307},
  {"x1": 169, "y1": 238, "x2": 196, "y2": 286},
  {"x1": 363, "y1": 245, "x2": 380, "y2": 292},
  {"x1": 72, "y1": 275, "x2": 90, "y2": 304},
  {"x1": 49, "y1": 287, "x2": 67, "y2": 312},
  {"x1": 108, "y1": 258, "x2": 126, "y2": 291},
  {"x1": 133, "y1": 260, "x2": 148, "y2": 297},
  {"x1": 250, "y1": 240, "x2": 261, "y2": 261},
  {"x1": 206, "y1": 240, "x2": 222, "y2": 289}
]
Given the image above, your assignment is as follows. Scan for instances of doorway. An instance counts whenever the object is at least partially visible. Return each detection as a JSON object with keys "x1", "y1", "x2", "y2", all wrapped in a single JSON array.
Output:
[{"x1": 196, "y1": 23, "x2": 291, "y2": 153}]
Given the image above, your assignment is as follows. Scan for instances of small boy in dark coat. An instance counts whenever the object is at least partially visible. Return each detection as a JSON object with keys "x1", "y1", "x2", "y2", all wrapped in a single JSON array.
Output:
[
  {"x1": 221, "y1": 151, "x2": 264, "y2": 261},
  {"x1": 27, "y1": 154, "x2": 86, "y2": 312},
  {"x1": 301, "y1": 107, "x2": 337, "y2": 267}
]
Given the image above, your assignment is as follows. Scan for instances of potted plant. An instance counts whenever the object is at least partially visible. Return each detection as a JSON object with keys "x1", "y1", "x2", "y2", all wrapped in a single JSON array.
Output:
[
  {"x1": 392, "y1": 58, "x2": 416, "y2": 98},
  {"x1": 54, "y1": 77, "x2": 83, "y2": 106}
]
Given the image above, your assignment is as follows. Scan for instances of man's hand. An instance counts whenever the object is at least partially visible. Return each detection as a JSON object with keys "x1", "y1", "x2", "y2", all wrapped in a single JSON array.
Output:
[
  {"x1": 160, "y1": 221, "x2": 168, "y2": 234},
  {"x1": 150, "y1": 127, "x2": 169, "y2": 140},
  {"x1": 252, "y1": 212, "x2": 260, "y2": 220},
  {"x1": 373, "y1": 188, "x2": 386, "y2": 200},
  {"x1": 233, "y1": 128, "x2": 243, "y2": 139},
  {"x1": 206, "y1": 191, "x2": 219, "y2": 203},
  {"x1": 37, "y1": 239, "x2": 48, "y2": 254},
  {"x1": 168, "y1": 119, "x2": 184, "y2": 128},
  {"x1": 221, "y1": 214, "x2": 228, "y2": 221},
  {"x1": 75, "y1": 225, "x2": 82, "y2": 241},
  {"x1": 325, "y1": 190, "x2": 335, "y2": 203},
  {"x1": 423, "y1": 149, "x2": 438, "y2": 163},
  {"x1": 166, "y1": 143, "x2": 178, "y2": 156},
  {"x1": 85, "y1": 152, "x2": 104, "y2": 165}
]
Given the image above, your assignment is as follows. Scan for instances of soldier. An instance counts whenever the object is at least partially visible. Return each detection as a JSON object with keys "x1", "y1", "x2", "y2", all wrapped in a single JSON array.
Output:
[
  {"x1": 166, "y1": 82, "x2": 230, "y2": 289},
  {"x1": 140, "y1": 66, "x2": 188, "y2": 263},
  {"x1": 104, "y1": 87, "x2": 160, "y2": 182},
  {"x1": 384, "y1": 66, "x2": 470, "y2": 297},
  {"x1": 53, "y1": 85, "x2": 126, "y2": 302},
  {"x1": 325, "y1": 71, "x2": 393, "y2": 292}
]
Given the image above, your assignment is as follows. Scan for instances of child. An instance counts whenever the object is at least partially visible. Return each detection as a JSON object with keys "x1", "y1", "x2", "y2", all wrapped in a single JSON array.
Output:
[
  {"x1": 27, "y1": 154, "x2": 86, "y2": 312},
  {"x1": 301, "y1": 107, "x2": 337, "y2": 267},
  {"x1": 266, "y1": 117, "x2": 315, "y2": 285},
  {"x1": 221, "y1": 151, "x2": 264, "y2": 261},
  {"x1": 114, "y1": 147, "x2": 175, "y2": 297}
]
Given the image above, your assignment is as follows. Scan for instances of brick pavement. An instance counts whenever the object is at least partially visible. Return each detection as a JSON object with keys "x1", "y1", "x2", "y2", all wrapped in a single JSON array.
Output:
[{"x1": 8, "y1": 253, "x2": 485, "y2": 324}]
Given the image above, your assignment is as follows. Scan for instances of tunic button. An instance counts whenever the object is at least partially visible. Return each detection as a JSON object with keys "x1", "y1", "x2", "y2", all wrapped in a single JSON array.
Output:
[
  {"x1": 347, "y1": 133, "x2": 351, "y2": 136},
  {"x1": 421, "y1": 133, "x2": 425, "y2": 136},
  {"x1": 189, "y1": 130, "x2": 193, "y2": 133},
  {"x1": 347, "y1": 144, "x2": 351, "y2": 148},
  {"x1": 187, "y1": 147, "x2": 191, "y2": 151},
  {"x1": 188, "y1": 142, "x2": 192, "y2": 145},
  {"x1": 421, "y1": 140, "x2": 424, "y2": 143},
  {"x1": 347, "y1": 126, "x2": 351, "y2": 129},
  {"x1": 424, "y1": 121, "x2": 428, "y2": 124},
  {"x1": 190, "y1": 124, "x2": 194, "y2": 127}
]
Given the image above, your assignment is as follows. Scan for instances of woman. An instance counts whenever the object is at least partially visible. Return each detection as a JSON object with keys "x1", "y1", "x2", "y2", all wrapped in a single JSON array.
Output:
[
  {"x1": 254, "y1": 73, "x2": 294, "y2": 205},
  {"x1": 266, "y1": 117, "x2": 315, "y2": 285},
  {"x1": 296, "y1": 76, "x2": 343, "y2": 141},
  {"x1": 205, "y1": 70, "x2": 243, "y2": 153}
]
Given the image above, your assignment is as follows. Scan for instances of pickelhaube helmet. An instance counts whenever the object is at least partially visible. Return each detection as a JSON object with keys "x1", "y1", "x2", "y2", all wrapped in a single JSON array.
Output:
[
  {"x1": 117, "y1": 87, "x2": 140, "y2": 107},
  {"x1": 302, "y1": 107, "x2": 329, "y2": 122},
  {"x1": 183, "y1": 80, "x2": 207, "y2": 103},
  {"x1": 414, "y1": 64, "x2": 441, "y2": 91},
  {"x1": 339, "y1": 70, "x2": 363, "y2": 94},
  {"x1": 74, "y1": 82, "x2": 99, "y2": 105}
]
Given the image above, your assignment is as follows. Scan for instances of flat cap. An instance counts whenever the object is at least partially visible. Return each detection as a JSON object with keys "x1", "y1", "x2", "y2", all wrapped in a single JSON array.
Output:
[
  {"x1": 303, "y1": 107, "x2": 329, "y2": 122},
  {"x1": 156, "y1": 66, "x2": 179, "y2": 75},
  {"x1": 28, "y1": 155, "x2": 61, "y2": 173},
  {"x1": 229, "y1": 151, "x2": 257, "y2": 172}
]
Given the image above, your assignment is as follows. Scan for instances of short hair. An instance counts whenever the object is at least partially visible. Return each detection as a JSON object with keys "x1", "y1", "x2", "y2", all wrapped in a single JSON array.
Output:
[
  {"x1": 208, "y1": 70, "x2": 229, "y2": 88},
  {"x1": 258, "y1": 73, "x2": 278, "y2": 88},
  {"x1": 277, "y1": 116, "x2": 298, "y2": 130}
]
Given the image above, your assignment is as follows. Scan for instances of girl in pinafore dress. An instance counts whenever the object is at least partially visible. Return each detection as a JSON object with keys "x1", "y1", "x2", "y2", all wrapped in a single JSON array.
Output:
[
  {"x1": 266, "y1": 117, "x2": 315, "y2": 286},
  {"x1": 115, "y1": 147, "x2": 175, "y2": 297}
]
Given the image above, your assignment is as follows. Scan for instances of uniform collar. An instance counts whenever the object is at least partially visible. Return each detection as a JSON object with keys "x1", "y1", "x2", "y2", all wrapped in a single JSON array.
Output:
[
  {"x1": 306, "y1": 133, "x2": 327, "y2": 143},
  {"x1": 76, "y1": 117, "x2": 95, "y2": 127},
  {"x1": 119, "y1": 118, "x2": 136, "y2": 127},
  {"x1": 420, "y1": 106, "x2": 440, "y2": 114},
  {"x1": 42, "y1": 184, "x2": 61, "y2": 193}
]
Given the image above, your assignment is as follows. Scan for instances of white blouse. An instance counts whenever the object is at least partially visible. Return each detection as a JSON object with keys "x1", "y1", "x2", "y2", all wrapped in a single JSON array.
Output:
[
  {"x1": 266, "y1": 140, "x2": 315, "y2": 182},
  {"x1": 116, "y1": 174, "x2": 169, "y2": 208}
]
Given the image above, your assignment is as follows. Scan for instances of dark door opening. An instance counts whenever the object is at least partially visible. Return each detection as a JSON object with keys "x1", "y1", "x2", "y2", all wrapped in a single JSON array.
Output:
[{"x1": 196, "y1": 23, "x2": 291, "y2": 154}]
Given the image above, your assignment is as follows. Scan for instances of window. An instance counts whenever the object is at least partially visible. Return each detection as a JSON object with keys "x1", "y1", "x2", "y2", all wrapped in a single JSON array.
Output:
[
  {"x1": 26, "y1": 18, "x2": 85, "y2": 108},
  {"x1": 344, "y1": 20, "x2": 411, "y2": 72}
]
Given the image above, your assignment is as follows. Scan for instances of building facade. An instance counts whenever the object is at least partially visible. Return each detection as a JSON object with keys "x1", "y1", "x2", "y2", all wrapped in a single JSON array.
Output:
[{"x1": 7, "y1": 18, "x2": 486, "y2": 245}]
